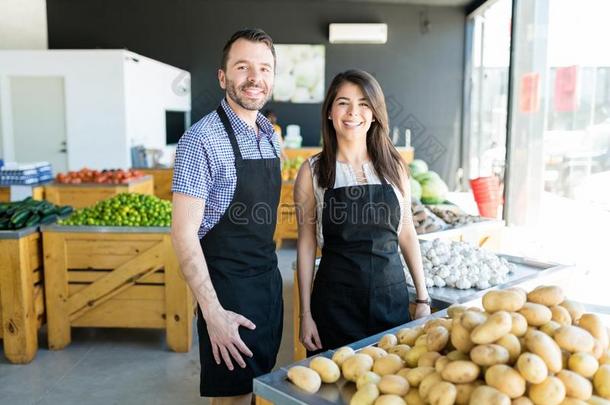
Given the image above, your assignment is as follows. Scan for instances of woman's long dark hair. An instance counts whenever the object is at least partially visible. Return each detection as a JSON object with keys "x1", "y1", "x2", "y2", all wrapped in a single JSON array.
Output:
[{"x1": 314, "y1": 69, "x2": 406, "y2": 194}]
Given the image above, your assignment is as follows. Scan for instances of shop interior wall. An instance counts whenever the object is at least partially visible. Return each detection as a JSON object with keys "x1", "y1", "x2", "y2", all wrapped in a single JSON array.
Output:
[{"x1": 46, "y1": 0, "x2": 465, "y2": 185}]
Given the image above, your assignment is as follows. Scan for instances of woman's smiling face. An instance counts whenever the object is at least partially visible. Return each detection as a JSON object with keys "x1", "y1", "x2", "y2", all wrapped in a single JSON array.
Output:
[{"x1": 329, "y1": 82, "x2": 375, "y2": 140}]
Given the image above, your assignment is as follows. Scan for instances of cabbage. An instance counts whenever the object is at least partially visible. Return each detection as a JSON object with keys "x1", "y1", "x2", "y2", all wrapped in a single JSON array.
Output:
[
  {"x1": 414, "y1": 170, "x2": 441, "y2": 184},
  {"x1": 420, "y1": 175, "x2": 449, "y2": 204},
  {"x1": 409, "y1": 159, "x2": 428, "y2": 176},
  {"x1": 410, "y1": 177, "x2": 422, "y2": 201}
]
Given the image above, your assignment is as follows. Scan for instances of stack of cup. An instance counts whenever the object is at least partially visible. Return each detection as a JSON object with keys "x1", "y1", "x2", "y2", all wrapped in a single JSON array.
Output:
[{"x1": 469, "y1": 176, "x2": 501, "y2": 218}]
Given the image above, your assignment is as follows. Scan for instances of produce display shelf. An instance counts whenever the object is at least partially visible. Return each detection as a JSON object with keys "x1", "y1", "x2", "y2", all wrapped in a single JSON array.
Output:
[
  {"x1": 417, "y1": 219, "x2": 504, "y2": 250},
  {"x1": 0, "y1": 226, "x2": 45, "y2": 363},
  {"x1": 45, "y1": 175, "x2": 153, "y2": 188},
  {"x1": 41, "y1": 224, "x2": 193, "y2": 353},
  {"x1": 255, "y1": 257, "x2": 575, "y2": 405}
]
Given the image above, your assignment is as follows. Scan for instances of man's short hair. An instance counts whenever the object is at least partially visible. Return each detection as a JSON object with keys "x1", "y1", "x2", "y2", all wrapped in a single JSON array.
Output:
[{"x1": 220, "y1": 28, "x2": 276, "y2": 71}]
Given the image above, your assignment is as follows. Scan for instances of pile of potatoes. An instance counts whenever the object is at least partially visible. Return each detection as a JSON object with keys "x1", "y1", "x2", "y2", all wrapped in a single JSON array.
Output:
[{"x1": 286, "y1": 285, "x2": 610, "y2": 405}]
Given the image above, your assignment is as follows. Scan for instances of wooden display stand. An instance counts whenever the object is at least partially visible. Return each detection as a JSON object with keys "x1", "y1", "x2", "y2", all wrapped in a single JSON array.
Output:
[
  {"x1": 138, "y1": 168, "x2": 174, "y2": 201},
  {"x1": 0, "y1": 185, "x2": 45, "y2": 203},
  {"x1": 42, "y1": 225, "x2": 193, "y2": 352},
  {"x1": 0, "y1": 228, "x2": 45, "y2": 363},
  {"x1": 275, "y1": 147, "x2": 414, "y2": 248},
  {"x1": 44, "y1": 175, "x2": 154, "y2": 209}
]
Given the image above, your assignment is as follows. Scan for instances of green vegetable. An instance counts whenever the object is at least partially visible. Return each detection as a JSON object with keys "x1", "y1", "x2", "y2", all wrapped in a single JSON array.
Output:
[
  {"x1": 409, "y1": 159, "x2": 429, "y2": 177},
  {"x1": 25, "y1": 213, "x2": 41, "y2": 227},
  {"x1": 414, "y1": 170, "x2": 441, "y2": 184},
  {"x1": 410, "y1": 177, "x2": 422, "y2": 201},
  {"x1": 420, "y1": 175, "x2": 449, "y2": 204}
]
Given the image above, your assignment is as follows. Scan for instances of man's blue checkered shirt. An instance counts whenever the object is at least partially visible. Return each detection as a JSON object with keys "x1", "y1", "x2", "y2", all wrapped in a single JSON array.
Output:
[{"x1": 172, "y1": 98, "x2": 281, "y2": 238}]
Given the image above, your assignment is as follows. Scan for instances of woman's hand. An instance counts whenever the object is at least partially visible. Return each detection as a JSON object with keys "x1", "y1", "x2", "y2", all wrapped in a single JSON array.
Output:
[
  {"x1": 414, "y1": 303, "x2": 431, "y2": 319},
  {"x1": 300, "y1": 313, "x2": 323, "y2": 352}
]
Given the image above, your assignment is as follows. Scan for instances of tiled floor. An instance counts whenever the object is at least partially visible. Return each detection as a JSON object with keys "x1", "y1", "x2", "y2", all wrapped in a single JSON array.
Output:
[{"x1": 0, "y1": 243, "x2": 298, "y2": 405}]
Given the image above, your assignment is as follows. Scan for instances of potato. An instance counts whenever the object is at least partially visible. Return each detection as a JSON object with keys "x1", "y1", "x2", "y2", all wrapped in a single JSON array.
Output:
[
  {"x1": 456, "y1": 383, "x2": 480, "y2": 405},
  {"x1": 471, "y1": 344, "x2": 510, "y2": 366},
  {"x1": 483, "y1": 290, "x2": 526, "y2": 313},
  {"x1": 519, "y1": 303, "x2": 553, "y2": 326},
  {"x1": 594, "y1": 365, "x2": 610, "y2": 400},
  {"x1": 452, "y1": 318, "x2": 475, "y2": 353},
  {"x1": 528, "y1": 285, "x2": 565, "y2": 306},
  {"x1": 592, "y1": 339, "x2": 606, "y2": 361},
  {"x1": 541, "y1": 321, "x2": 562, "y2": 337},
  {"x1": 343, "y1": 354, "x2": 375, "y2": 382},
  {"x1": 507, "y1": 287, "x2": 528, "y2": 301},
  {"x1": 418, "y1": 351, "x2": 442, "y2": 367},
  {"x1": 374, "y1": 394, "x2": 406, "y2": 405},
  {"x1": 357, "y1": 371, "x2": 383, "y2": 389},
  {"x1": 425, "y1": 318, "x2": 453, "y2": 333},
  {"x1": 559, "y1": 300, "x2": 585, "y2": 323},
  {"x1": 496, "y1": 334, "x2": 522, "y2": 364},
  {"x1": 588, "y1": 396, "x2": 610, "y2": 405},
  {"x1": 378, "y1": 374, "x2": 410, "y2": 396},
  {"x1": 516, "y1": 352, "x2": 548, "y2": 384},
  {"x1": 525, "y1": 330, "x2": 563, "y2": 373},
  {"x1": 427, "y1": 326, "x2": 450, "y2": 352},
  {"x1": 556, "y1": 370, "x2": 593, "y2": 400},
  {"x1": 351, "y1": 383, "x2": 380, "y2": 405},
  {"x1": 287, "y1": 365, "x2": 321, "y2": 394},
  {"x1": 462, "y1": 310, "x2": 488, "y2": 331},
  {"x1": 485, "y1": 364, "x2": 526, "y2": 398},
  {"x1": 389, "y1": 344, "x2": 412, "y2": 360},
  {"x1": 405, "y1": 345, "x2": 428, "y2": 368},
  {"x1": 415, "y1": 334, "x2": 428, "y2": 347},
  {"x1": 569, "y1": 352, "x2": 600, "y2": 378},
  {"x1": 404, "y1": 389, "x2": 426, "y2": 405},
  {"x1": 406, "y1": 366, "x2": 435, "y2": 387},
  {"x1": 448, "y1": 350, "x2": 470, "y2": 361},
  {"x1": 600, "y1": 354, "x2": 610, "y2": 366},
  {"x1": 310, "y1": 356, "x2": 341, "y2": 383},
  {"x1": 469, "y1": 385, "x2": 511, "y2": 405},
  {"x1": 397, "y1": 327, "x2": 423, "y2": 346},
  {"x1": 529, "y1": 376, "x2": 566, "y2": 405},
  {"x1": 374, "y1": 354, "x2": 404, "y2": 376},
  {"x1": 551, "y1": 305, "x2": 573, "y2": 326},
  {"x1": 471, "y1": 311, "x2": 513, "y2": 344},
  {"x1": 512, "y1": 398, "x2": 534, "y2": 405},
  {"x1": 555, "y1": 326, "x2": 596, "y2": 353},
  {"x1": 580, "y1": 315, "x2": 610, "y2": 350},
  {"x1": 419, "y1": 372, "x2": 443, "y2": 401},
  {"x1": 428, "y1": 381, "x2": 457, "y2": 405},
  {"x1": 379, "y1": 334, "x2": 399, "y2": 351},
  {"x1": 510, "y1": 312, "x2": 529, "y2": 337},
  {"x1": 435, "y1": 356, "x2": 450, "y2": 373},
  {"x1": 361, "y1": 346, "x2": 389, "y2": 360},
  {"x1": 448, "y1": 305, "x2": 468, "y2": 319},
  {"x1": 441, "y1": 360, "x2": 481, "y2": 383},
  {"x1": 558, "y1": 398, "x2": 588, "y2": 405},
  {"x1": 397, "y1": 368, "x2": 411, "y2": 380},
  {"x1": 333, "y1": 346, "x2": 356, "y2": 366}
]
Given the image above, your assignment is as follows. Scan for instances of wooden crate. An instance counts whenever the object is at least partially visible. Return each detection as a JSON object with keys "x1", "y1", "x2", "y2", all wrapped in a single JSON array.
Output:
[
  {"x1": 44, "y1": 175, "x2": 154, "y2": 208},
  {"x1": 0, "y1": 227, "x2": 45, "y2": 363},
  {"x1": 42, "y1": 225, "x2": 193, "y2": 352},
  {"x1": 0, "y1": 185, "x2": 45, "y2": 202},
  {"x1": 138, "y1": 168, "x2": 174, "y2": 201}
]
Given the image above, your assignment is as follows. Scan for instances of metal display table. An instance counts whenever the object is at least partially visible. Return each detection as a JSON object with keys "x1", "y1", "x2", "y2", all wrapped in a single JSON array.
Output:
[{"x1": 254, "y1": 257, "x2": 575, "y2": 405}]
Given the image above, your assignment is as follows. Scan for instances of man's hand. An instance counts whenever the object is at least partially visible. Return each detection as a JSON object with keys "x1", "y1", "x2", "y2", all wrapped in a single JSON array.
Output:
[{"x1": 204, "y1": 306, "x2": 256, "y2": 371}]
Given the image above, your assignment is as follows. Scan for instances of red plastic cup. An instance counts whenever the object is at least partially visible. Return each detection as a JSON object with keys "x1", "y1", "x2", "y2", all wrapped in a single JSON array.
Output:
[{"x1": 470, "y1": 176, "x2": 501, "y2": 218}]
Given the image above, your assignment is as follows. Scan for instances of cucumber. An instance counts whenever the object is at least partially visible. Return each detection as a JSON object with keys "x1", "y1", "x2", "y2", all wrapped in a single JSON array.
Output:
[
  {"x1": 25, "y1": 213, "x2": 41, "y2": 227},
  {"x1": 59, "y1": 206, "x2": 73, "y2": 216},
  {"x1": 40, "y1": 205, "x2": 58, "y2": 216},
  {"x1": 10, "y1": 209, "x2": 31, "y2": 225},
  {"x1": 40, "y1": 214, "x2": 59, "y2": 225},
  {"x1": 0, "y1": 217, "x2": 10, "y2": 229}
]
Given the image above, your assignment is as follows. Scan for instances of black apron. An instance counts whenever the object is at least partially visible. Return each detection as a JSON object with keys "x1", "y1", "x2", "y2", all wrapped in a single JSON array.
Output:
[
  {"x1": 309, "y1": 178, "x2": 410, "y2": 354},
  {"x1": 197, "y1": 106, "x2": 283, "y2": 397}
]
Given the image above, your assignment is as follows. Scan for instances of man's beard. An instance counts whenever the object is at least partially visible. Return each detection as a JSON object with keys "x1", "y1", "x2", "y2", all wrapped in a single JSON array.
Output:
[{"x1": 226, "y1": 78, "x2": 271, "y2": 111}]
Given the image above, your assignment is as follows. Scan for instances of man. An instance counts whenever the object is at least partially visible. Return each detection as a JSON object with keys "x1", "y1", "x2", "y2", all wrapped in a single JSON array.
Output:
[{"x1": 171, "y1": 28, "x2": 282, "y2": 405}]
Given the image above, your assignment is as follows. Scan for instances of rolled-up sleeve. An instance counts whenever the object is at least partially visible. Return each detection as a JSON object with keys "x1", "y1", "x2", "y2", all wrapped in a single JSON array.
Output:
[{"x1": 172, "y1": 130, "x2": 214, "y2": 201}]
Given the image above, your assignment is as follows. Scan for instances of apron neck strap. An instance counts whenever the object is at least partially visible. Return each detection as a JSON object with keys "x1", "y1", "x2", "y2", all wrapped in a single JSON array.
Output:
[{"x1": 216, "y1": 105, "x2": 243, "y2": 161}]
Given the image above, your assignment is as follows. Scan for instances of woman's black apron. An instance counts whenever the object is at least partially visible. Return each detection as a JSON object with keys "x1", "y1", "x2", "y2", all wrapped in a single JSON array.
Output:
[
  {"x1": 197, "y1": 106, "x2": 283, "y2": 397},
  {"x1": 309, "y1": 177, "x2": 410, "y2": 354}
]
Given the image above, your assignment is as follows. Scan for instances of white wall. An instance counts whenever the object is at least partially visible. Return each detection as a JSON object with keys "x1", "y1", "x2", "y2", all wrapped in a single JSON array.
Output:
[
  {"x1": 0, "y1": 50, "x2": 128, "y2": 169},
  {"x1": 123, "y1": 51, "x2": 191, "y2": 150},
  {"x1": 0, "y1": 0, "x2": 48, "y2": 50}
]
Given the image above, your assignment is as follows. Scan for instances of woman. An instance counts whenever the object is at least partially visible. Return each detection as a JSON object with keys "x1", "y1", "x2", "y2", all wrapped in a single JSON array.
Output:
[{"x1": 294, "y1": 70, "x2": 430, "y2": 354}]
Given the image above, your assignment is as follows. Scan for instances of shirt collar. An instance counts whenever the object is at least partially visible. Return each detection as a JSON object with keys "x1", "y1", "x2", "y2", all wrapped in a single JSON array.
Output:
[{"x1": 220, "y1": 98, "x2": 275, "y2": 141}]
